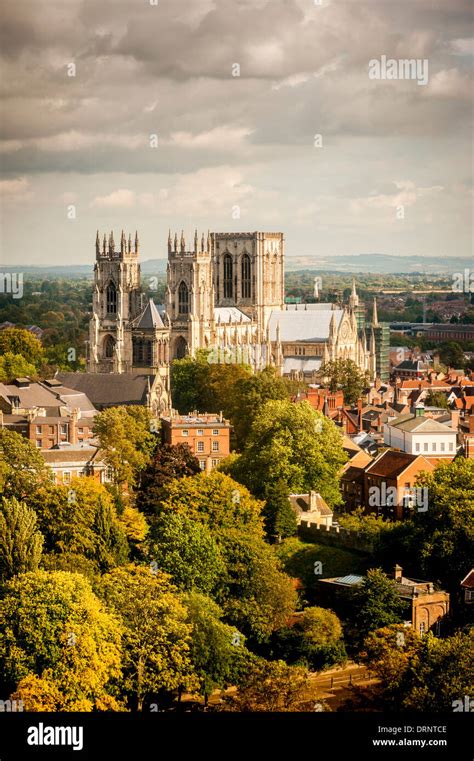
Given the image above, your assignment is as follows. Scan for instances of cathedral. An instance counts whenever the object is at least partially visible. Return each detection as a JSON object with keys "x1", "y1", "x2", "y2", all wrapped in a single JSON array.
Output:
[{"x1": 87, "y1": 229, "x2": 381, "y2": 412}]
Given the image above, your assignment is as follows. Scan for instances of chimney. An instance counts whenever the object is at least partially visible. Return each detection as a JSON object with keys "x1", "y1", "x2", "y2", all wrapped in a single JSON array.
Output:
[
  {"x1": 394, "y1": 564, "x2": 403, "y2": 583},
  {"x1": 450, "y1": 410, "x2": 459, "y2": 431},
  {"x1": 357, "y1": 398, "x2": 363, "y2": 432},
  {"x1": 70, "y1": 408, "x2": 78, "y2": 445},
  {"x1": 469, "y1": 415, "x2": 474, "y2": 434},
  {"x1": 309, "y1": 490, "x2": 317, "y2": 511}
]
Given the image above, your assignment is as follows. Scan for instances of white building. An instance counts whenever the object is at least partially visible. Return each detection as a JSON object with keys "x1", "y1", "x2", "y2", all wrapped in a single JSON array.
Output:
[{"x1": 384, "y1": 408, "x2": 457, "y2": 458}]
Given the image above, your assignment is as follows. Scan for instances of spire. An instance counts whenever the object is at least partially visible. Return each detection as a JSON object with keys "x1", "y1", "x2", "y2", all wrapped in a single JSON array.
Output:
[
  {"x1": 194, "y1": 229, "x2": 198, "y2": 253},
  {"x1": 109, "y1": 231, "x2": 115, "y2": 254},
  {"x1": 174, "y1": 232, "x2": 178, "y2": 252},
  {"x1": 121, "y1": 230, "x2": 125, "y2": 255},
  {"x1": 201, "y1": 231, "x2": 205, "y2": 252},
  {"x1": 103, "y1": 233, "x2": 107, "y2": 256},
  {"x1": 168, "y1": 229, "x2": 172, "y2": 254},
  {"x1": 329, "y1": 311, "x2": 337, "y2": 341},
  {"x1": 95, "y1": 230, "x2": 100, "y2": 256},
  {"x1": 207, "y1": 230, "x2": 211, "y2": 250},
  {"x1": 134, "y1": 231, "x2": 139, "y2": 254},
  {"x1": 372, "y1": 297, "x2": 379, "y2": 327},
  {"x1": 180, "y1": 230, "x2": 185, "y2": 253},
  {"x1": 128, "y1": 233, "x2": 132, "y2": 254}
]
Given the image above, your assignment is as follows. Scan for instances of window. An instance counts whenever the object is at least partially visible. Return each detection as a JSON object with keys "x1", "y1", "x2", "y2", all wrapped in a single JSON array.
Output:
[
  {"x1": 196, "y1": 441, "x2": 204, "y2": 452},
  {"x1": 419, "y1": 622, "x2": 425, "y2": 637},
  {"x1": 212, "y1": 459, "x2": 219, "y2": 467},
  {"x1": 63, "y1": 472, "x2": 71, "y2": 484},
  {"x1": 178, "y1": 281, "x2": 189, "y2": 314},
  {"x1": 441, "y1": 442, "x2": 445, "y2": 452},
  {"x1": 182, "y1": 429, "x2": 189, "y2": 437},
  {"x1": 106, "y1": 282, "x2": 117, "y2": 314},
  {"x1": 449, "y1": 442, "x2": 454, "y2": 451},
  {"x1": 36, "y1": 440, "x2": 42, "y2": 448},
  {"x1": 212, "y1": 440, "x2": 219, "y2": 452},
  {"x1": 197, "y1": 429, "x2": 203, "y2": 436},
  {"x1": 415, "y1": 442, "x2": 420, "y2": 452},
  {"x1": 432, "y1": 442, "x2": 437, "y2": 452},
  {"x1": 78, "y1": 428, "x2": 84, "y2": 435},
  {"x1": 104, "y1": 335, "x2": 115, "y2": 359},
  {"x1": 212, "y1": 429, "x2": 219, "y2": 436},
  {"x1": 223, "y1": 254, "x2": 233, "y2": 298},
  {"x1": 60, "y1": 424, "x2": 67, "y2": 435},
  {"x1": 199, "y1": 460, "x2": 206, "y2": 470},
  {"x1": 423, "y1": 442, "x2": 428, "y2": 452},
  {"x1": 241, "y1": 254, "x2": 251, "y2": 298},
  {"x1": 35, "y1": 425, "x2": 41, "y2": 435},
  {"x1": 133, "y1": 338, "x2": 152, "y2": 366}
]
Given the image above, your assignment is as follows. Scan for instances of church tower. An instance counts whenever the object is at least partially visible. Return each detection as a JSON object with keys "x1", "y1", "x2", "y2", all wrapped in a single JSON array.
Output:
[
  {"x1": 88, "y1": 231, "x2": 143, "y2": 373},
  {"x1": 166, "y1": 230, "x2": 214, "y2": 360}
]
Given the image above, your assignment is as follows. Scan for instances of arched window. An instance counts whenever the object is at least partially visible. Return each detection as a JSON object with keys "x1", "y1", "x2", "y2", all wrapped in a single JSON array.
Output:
[
  {"x1": 104, "y1": 335, "x2": 115, "y2": 359},
  {"x1": 223, "y1": 254, "x2": 233, "y2": 299},
  {"x1": 241, "y1": 254, "x2": 251, "y2": 299},
  {"x1": 175, "y1": 336, "x2": 187, "y2": 359},
  {"x1": 178, "y1": 281, "x2": 189, "y2": 314},
  {"x1": 133, "y1": 339, "x2": 152, "y2": 366},
  {"x1": 106, "y1": 282, "x2": 117, "y2": 314}
]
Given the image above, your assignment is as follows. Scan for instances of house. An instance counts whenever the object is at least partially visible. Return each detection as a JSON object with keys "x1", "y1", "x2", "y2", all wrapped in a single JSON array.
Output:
[
  {"x1": 42, "y1": 444, "x2": 111, "y2": 485},
  {"x1": 289, "y1": 491, "x2": 333, "y2": 527},
  {"x1": 460, "y1": 569, "x2": 474, "y2": 606},
  {"x1": 383, "y1": 406, "x2": 457, "y2": 460},
  {"x1": 160, "y1": 411, "x2": 230, "y2": 472},
  {"x1": 459, "y1": 414, "x2": 474, "y2": 458},
  {"x1": 364, "y1": 450, "x2": 435, "y2": 520},
  {"x1": 0, "y1": 377, "x2": 97, "y2": 449},
  {"x1": 319, "y1": 564, "x2": 450, "y2": 636},
  {"x1": 392, "y1": 359, "x2": 430, "y2": 380},
  {"x1": 56, "y1": 371, "x2": 168, "y2": 415},
  {"x1": 341, "y1": 465, "x2": 366, "y2": 511}
]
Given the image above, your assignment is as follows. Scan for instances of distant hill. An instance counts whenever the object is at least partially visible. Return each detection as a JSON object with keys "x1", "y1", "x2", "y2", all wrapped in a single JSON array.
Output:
[
  {"x1": 2, "y1": 254, "x2": 470, "y2": 278},
  {"x1": 284, "y1": 254, "x2": 472, "y2": 274}
]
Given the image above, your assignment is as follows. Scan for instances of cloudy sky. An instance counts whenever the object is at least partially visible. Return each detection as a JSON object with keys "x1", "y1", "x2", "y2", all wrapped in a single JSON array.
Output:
[{"x1": 0, "y1": 0, "x2": 472, "y2": 266}]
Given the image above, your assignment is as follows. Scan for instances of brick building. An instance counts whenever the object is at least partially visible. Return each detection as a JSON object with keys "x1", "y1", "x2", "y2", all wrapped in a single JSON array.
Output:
[{"x1": 160, "y1": 412, "x2": 230, "y2": 471}]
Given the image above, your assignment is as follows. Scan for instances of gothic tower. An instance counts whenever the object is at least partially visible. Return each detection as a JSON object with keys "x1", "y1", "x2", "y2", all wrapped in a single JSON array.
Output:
[
  {"x1": 166, "y1": 230, "x2": 214, "y2": 360},
  {"x1": 212, "y1": 232, "x2": 285, "y2": 333},
  {"x1": 88, "y1": 231, "x2": 143, "y2": 373}
]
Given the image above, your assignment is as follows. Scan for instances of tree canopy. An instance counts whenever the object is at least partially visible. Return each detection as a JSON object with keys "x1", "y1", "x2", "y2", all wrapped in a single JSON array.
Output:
[{"x1": 0, "y1": 497, "x2": 43, "y2": 580}]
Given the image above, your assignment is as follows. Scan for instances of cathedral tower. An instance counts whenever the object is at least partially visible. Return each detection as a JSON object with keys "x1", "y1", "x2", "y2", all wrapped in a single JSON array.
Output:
[
  {"x1": 88, "y1": 231, "x2": 143, "y2": 373},
  {"x1": 165, "y1": 230, "x2": 214, "y2": 359}
]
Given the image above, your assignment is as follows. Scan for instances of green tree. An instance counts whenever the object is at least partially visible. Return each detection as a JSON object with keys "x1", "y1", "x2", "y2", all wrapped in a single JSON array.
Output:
[
  {"x1": 147, "y1": 512, "x2": 225, "y2": 595},
  {"x1": 231, "y1": 400, "x2": 346, "y2": 507},
  {"x1": 424, "y1": 390, "x2": 448, "y2": 409},
  {"x1": 414, "y1": 459, "x2": 474, "y2": 592},
  {"x1": 218, "y1": 530, "x2": 297, "y2": 642},
  {"x1": 28, "y1": 478, "x2": 129, "y2": 570},
  {"x1": 319, "y1": 358, "x2": 369, "y2": 406},
  {"x1": 184, "y1": 591, "x2": 247, "y2": 704},
  {"x1": 0, "y1": 429, "x2": 51, "y2": 499},
  {"x1": 262, "y1": 479, "x2": 297, "y2": 542},
  {"x1": 0, "y1": 352, "x2": 38, "y2": 383},
  {"x1": 170, "y1": 350, "x2": 211, "y2": 413},
  {"x1": 221, "y1": 658, "x2": 310, "y2": 712},
  {"x1": 0, "y1": 497, "x2": 44, "y2": 580},
  {"x1": 230, "y1": 366, "x2": 290, "y2": 449},
  {"x1": 438, "y1": 341, "x2": 465, "y2": 369},
  {"x1": 0, "y1": 327, "x2": 45, "y2": 368},
  {"x1": 159, "y1": 471, "x2": 265, "y2": 535},
  {"x1": 272, "y1": 607, "x2": 347, "y2": 670},
  {"x1": 360, "y1": 627, "x2": 474, "y2": 712},
  {"x1": 93, "y1": 406, "x2": 157, "y2": 487},
  {"x1": 351, "y1": 569, "x2": 405, "y2": 649},
  {"x1": 0, "y1": 570, "x2": 123, "y2": 710},
  {"x1": 135, "y1": 443, "x2": 200, "y2": 515},
  {"x1": 98, "y1": 565, "x2": 197, "y2": 710}
]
